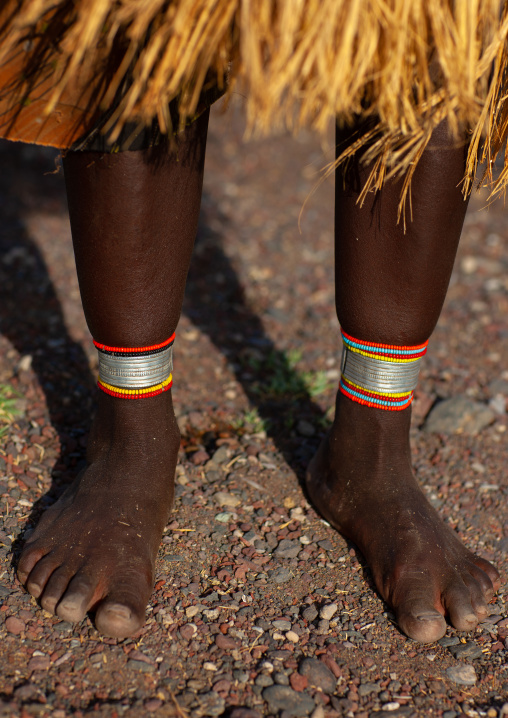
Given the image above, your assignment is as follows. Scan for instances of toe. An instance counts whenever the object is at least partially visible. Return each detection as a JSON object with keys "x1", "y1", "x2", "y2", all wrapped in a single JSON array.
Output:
[
  {"x1": 40, "y1": 568, "x2": 73, "y2": 614},
  {"x1": 462, "y1": 574, "x2": 489, "y2": 621},
  {"x1": 95, "y1": 576, "x2": 150, "y2": 638},
  {"x1": 396, "y1": 604, "x2": 447, "y2": 643},
  {"x1": 26, "y1": 555, "x2": 59, "y2": 599},
  {"x1": 56, "y1": 574, "x2": 97, "y2": 624},
  {"x1": 17, "y1": 545, "x2": 48, "y2": 584},
  {"x1": 473, "y1": 556, "x2": 501, "y2": 592},
  {"x1": 95, "y1": 601, "x2": 144, "y2": 638},
  {"x1": 444, "y1": 584, "x2": 478, "y2": 632},
  {"x1": 390, "y1": 573, "x2": 447, "y2": 643}
]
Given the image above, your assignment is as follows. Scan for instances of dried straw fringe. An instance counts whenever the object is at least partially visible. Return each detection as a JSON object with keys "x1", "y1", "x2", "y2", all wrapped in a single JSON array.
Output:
[{"x1": 2, "y1": 0, "x2": 508, "y2": 208}]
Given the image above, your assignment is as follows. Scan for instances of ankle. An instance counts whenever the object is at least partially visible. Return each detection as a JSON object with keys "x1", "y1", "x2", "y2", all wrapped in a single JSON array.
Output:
[{"x1": 87, "y1": 391, "x2": 180, "y2": 460}]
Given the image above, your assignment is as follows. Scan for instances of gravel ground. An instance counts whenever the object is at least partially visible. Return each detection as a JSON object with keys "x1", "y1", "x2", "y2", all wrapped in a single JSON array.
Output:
[{"x1": 0, "y1": 103, "x2": 507, "y2": 718}]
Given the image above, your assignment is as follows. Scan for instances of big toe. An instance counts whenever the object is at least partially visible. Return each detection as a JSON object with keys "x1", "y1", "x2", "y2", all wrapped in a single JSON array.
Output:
[
  {"x1": 95, "y1": 600, "x2": 145, "y2": 639},
  {"x1": 94, "y1": 575, "x2": 150, "y2": 638},
  {"x1": 392, "y1": 575, "x2": 447, "y2": 642},
  {"x1": 396, "y1": 604, "x2": 447, "y2": 643}
]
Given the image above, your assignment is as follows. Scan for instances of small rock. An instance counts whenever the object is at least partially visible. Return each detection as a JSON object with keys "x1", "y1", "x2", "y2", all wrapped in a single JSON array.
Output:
[
  {"x1": 446, "y1": 664, "x2": 477, "y2": 686},
  {"x1": 319, "y1": 603, "x2": 338, "y2": 620},
  {"x1": 229, "y1": 709, "x2": 261, "y2": 718},
  {"x1": 53, "y1": 621, "x2": 73, "y2": 633},
  {"x1": 286, "y1": 631, "x2": 299, "y2": 643},
  {"x1": 450, "y1": 642, "x2": 483, "y2": 660},
  {"x1": 317, "y1": 539, "x2": 333, "y2": 551},
  {"x1": 145, "y1": 699, "x2": 162, "y2": 712},
  {"x1": 296, "y1": 420, "x2": 315, "y2": 437},
  {"x1": 299, "y1": 658, "x2": 336, "y2": 693},
  {"x1": 215, "y1": 634, "x2": 238, "y2": 650},
  {"x1": 496, "y1": 537, "x2": 508, "y2": 554},
  {"x1": 274, "y1": 672, "x2": 289, "y2": 685},
  {"x1": 197, "y1": 691, "x2": 226, "y2": 716},
  {"x1": 14, "y1": 683, "x2": 39, "y2": 701},
  {"x1": 185, "y1": 605, "x2": 200, "y2": 619},
  {"x1": 27, "y1": 656, "x2": 50, "y2": 672},
  {"x1": 215, "y1": 512, "x2": 235, "y2": 523},
  {"x1": 0, "y1": 584, "x2": 12, "y2": 598},
  {"x1": 316, "y1": 619, "x2": 329, "y2": 635},
  {"x1": 179, "y1": 623, "x2": 197, "y2": 640},
  {"x1": 255, "y1": 674, "x2": 274, "y2": 687},
  {"x1": 214, "y1": 492, "x2": 241, "y2": 508},
  {"x1": 302, "y1": 604, "x2": 318, "y2": 622},
  {"x1": 128, "y1": 660, "x2": 155, "y2": 673},
  {"x1": 310, "y1": 708, "x2": 325, "y2": 718},
  {"x1": 272, "y1": 620, "x2": 291, "y2": 631},
  {"x1": 358, "y1": 681, "x2": 381, "y2": 697},
  {"x1": 211, "y1": 445, "x2": 230, "y2": 465},
  {"x1": 191, "y1": 449, "x2": 210, "y2": 465},
  {"x1": 489, "y1": 394, "x2": 507, "y2": 415},
  {"x1": 290, "y1": 673, "x2": 308, "y2": 692},
  {"x1": 5, "y1": 616, "x2": 25, "y2": 635},
  {"x1": 274, "y1": 539, "x2": 301, "y2": 559},
  {"x1": 424, "y1": 396, "x2": 494, "y2": 435},
  {"x1": 438, "y1": 636, "x2": 460, "y2": 647},
  {"x1": 262, "y1": 685, "x2": 315, "y2": 717},
  {"x1": 269, "y1": 567, "x2": 293, "y2": 584}
]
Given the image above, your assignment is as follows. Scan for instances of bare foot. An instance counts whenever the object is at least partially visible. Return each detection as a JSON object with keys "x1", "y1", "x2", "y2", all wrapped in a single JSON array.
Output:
[
  {"x1": 17, "y1": 392, "x2": 179, "y2": 638},
  {"x1": 306, "y1": 395, "x2": 501, "y2": 643}
]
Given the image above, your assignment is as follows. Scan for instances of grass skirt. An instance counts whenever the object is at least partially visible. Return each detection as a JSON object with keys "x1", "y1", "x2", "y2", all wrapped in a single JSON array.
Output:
[{"x1": 1, "y1": 0, "x2": 508, "y2": 203}]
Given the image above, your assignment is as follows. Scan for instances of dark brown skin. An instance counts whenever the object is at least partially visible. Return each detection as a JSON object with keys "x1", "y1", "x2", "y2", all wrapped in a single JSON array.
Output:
[
  {"x1": 17, "y1": 111, "x2": 210, "y2": 638},
  {"x1": 306, "y1": 122, "x2": 500, "y2": 642},
  {"x1": 16, "y1": 115, "x2": 500, "y2": 641}
]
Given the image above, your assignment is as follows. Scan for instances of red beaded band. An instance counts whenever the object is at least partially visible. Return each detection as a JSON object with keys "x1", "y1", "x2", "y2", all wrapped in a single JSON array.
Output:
[
  {"x1": 93, "y1": 332, "x2": 175, "y2": 354},
  {"x1": 341, "y1": 330, "x2": 428, "y2": 353}
]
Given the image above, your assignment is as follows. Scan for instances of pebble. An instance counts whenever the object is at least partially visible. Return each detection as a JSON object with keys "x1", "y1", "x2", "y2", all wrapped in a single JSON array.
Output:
[
  {"x1": 262, "y1": 685, "x2": 315, "y2": 717},
  {"x1": 358, "y1": 681, "x2": 381, "y2": 697},
  {"x1": 215, "y1": 634, "x2": 238, "y2": 650},
  {"x1": 302, "y1": 604, "x2": 318, "y2": 622},
  {"x1": 191, "y1": 449, "x2": 210, "y2": 465},
  {"x1": 272, "y1": 620, "x2": 292, "y2": 631},
  {"x1": 229, "y1": 709, "x2": 261, "y2": 718},
  {"x1": 274, "y1": 539, "x2": 301, "y2": 558},
  {"x1": 211, "y1": 445, "x2": 230, "y2": 465},
  {"x1": 446, "y1": 664, "x2": 477, "y2": 686},
  {"x1": 5, "y1": 616, "x2": 25, "y2": 635},
  {"x1": 27, "y1": 655, "x2": 50, "y2": 672},
  {"x1": 196, "y1": 692, "x2": 226, "y2": 716},
  {"x1": 215, "y1": 512, "x2": 235, "y2": 523},
  {"x1": 213, "y1": 491, "x2": 241, "y2": 507},
  {"x1": 319, "y1": 603, "x2": 338, "y2": 620},
  {"x1": 286, "y1": 631, "x2": 299, "y2": 643},
  {"x1": 438, "y1": 636, "x2": 460, "y2": 647},
  {"x1": 255, "y1": 674, "x2": 274, "y2": 687},
  {"x1": 128, "y1": 660, "x2": 155, "y2": 673},
  {"x1": 269, "y1": 567, "x2": 293, "y2": 584},
  {"x1": 185, "y1": 605, "x2": 201, "y2": 619},
  {"x1": 424, "y1": 396, "x2": 495, "y2": 434},
  {"x1": 299, "y1": 658, "x2": 336, "y2": 693},
  {"x1": 179, "y1": 623, "x2": 197, "y2": 640},
  {"x1": 450, "y1": 642, "x2": 483, "y2": 660}
]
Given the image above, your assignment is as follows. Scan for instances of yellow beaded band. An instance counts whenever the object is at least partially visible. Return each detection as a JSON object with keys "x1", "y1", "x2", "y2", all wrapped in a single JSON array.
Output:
[{"x1": 98, "y1": 374, "x2": 173, "y2": 399}]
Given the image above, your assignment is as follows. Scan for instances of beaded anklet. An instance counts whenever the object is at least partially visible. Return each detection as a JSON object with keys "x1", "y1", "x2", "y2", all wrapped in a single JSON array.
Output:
[
  {"x1": 339, "y1": 329, "x2": 428, "y2": 411},
  {"x1": 94, "y1": 333, "x2": 174, "y2": 399}
]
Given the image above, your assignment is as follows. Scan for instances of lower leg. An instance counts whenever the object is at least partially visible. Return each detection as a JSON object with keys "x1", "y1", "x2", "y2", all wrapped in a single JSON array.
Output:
[
  {"x1": 307, "y1": 122, "x2": 500, "y2": 642},
  {"x1": 17, "y1": 111, "x2": 209, "y2": 637}
]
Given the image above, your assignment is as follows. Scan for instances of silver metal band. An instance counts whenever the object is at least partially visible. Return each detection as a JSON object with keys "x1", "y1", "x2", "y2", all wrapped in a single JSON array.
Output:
[
  {"x1": 341, "y1": 345, "x2": 422, "y2": 394},
  {"x1": 98, "y1": 345, "x2": 173, "y2": 389}
]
